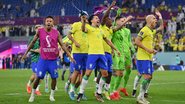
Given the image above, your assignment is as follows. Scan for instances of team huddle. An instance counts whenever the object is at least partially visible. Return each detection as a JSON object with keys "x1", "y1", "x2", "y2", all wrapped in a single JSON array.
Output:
[{"x1": 22, "y1": 1, "x2": 163, "y2": 104}]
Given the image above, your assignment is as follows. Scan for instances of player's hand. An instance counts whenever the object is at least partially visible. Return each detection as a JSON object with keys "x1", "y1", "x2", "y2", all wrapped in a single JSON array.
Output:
[
  {"x1": 126, "y1": 15, "x2": 134, "y2": 21},
  {"x1": 155, "y1": 9, "x2": 162, "y2": 18},
  {"x1": 110, "y1": 0, "x2": 116, "y2": 7},
  {"x1": 75, "y1": 42, "x2": 80, "y2": 48},
  {"x1": 116, "y1": 50, "x2": 121, "y2": 57},
  {"x1": 70, "y1": 57, "x2": 76, "y2": 64},
  {"x1": 146, "y1": 49, "x2": 157, "y2": 54}
]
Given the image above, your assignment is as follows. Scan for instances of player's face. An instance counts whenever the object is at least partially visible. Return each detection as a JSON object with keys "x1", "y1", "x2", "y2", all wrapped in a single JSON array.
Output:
[
  {"x1": 45, "y1": 18, "x2": 54, "y2": 29},
  {"x1": 151, "y1": 16, "x2": 157, "y2": 28},
  {"x1": 80, "y1": 15, "x2": 88, "y2": 23},
  {"x1": 91, "y1": 16, "x2": 100, "y2": 26},
  {"x1": 116, "y1": 17, "x2": 126, "y2": 26}
]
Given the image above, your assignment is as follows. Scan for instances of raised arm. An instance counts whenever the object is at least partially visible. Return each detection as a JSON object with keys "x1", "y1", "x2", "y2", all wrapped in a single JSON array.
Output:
[
  {"x1": 101, "y1": 0, "x2": 116, "y2": 25},
  {"x1": 21, "y1": 32, "x2": 39, "y2": 61},
  {"x1": 155, "y1": 10, "x2": 164, "y2": 33},
  {"x1": 112, "y1": 16, "x2": 133, "y2": 32},
  {"x1": 81, "y1": 16, "x2": 88, "y2": 33},
  {"x1": 58, "y1": 33, "x2": 75, "y2": 63}
]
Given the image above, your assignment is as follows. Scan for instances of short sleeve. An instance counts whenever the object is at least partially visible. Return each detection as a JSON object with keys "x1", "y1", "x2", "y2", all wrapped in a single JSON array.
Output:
[
  {"x1": 137, "y1": 29, "x2": 146, "y2": 39},
  {"x1": 70, "y1": 23, "x2": 76, "y2": 34}
]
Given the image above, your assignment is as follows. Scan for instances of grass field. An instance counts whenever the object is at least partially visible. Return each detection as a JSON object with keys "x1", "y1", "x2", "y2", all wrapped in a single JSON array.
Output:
[{"x1": 0, "y1": 69, "x2": 185, "y2": 104}]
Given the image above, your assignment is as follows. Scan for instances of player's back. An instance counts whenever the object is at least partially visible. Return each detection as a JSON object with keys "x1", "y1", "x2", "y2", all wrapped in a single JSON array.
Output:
[{"x1": 38, "y1": 27, "x2": 59, "y2": 60}]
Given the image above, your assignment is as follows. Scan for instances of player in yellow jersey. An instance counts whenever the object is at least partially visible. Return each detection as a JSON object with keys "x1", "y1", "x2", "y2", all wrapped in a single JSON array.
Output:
[
  {"x1": 77, "y1": 10, "x2": 120, "y2": 102},
  {"x1": 135, "y1": 10, "x2": 163, "y2": 104},
  {"x1": 67, "y1": 11, "x2": 89, "y2": 100}
]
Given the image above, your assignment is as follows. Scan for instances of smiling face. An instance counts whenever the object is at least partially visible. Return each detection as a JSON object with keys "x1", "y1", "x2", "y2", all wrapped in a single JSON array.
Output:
[
  {"x1": 91, "y1": 15, "x2": 100, "y2": 26},
  {"x1": 45, "y1": 17, "x2": 54, "y2": 30}
]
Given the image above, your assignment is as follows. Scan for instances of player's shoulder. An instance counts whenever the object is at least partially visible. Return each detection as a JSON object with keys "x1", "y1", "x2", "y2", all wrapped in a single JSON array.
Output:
[{"x1": 72, "y1": 22, "x2": 81, "y2": 26}]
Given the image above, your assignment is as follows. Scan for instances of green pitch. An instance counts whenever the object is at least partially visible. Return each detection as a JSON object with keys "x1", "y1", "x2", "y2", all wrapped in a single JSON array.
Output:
[{"x1": 0, "y1": 69, "x2": 185, "y2": 104}]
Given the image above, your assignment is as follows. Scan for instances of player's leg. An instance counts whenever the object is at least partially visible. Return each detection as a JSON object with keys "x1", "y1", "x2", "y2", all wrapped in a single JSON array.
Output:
[
  {"x1": 27, "y1": 62, "x2": 37, "y2": 94},
  {"x1": 132, "y1": 72, "x2": 142, "y2": 97},
  {"x1": 29, "y1": 58, "x2": 46, "y2": 102},
  {"x1": 48, "y1": 59, "x2": 58, "y2": 102},
  {"x1": 44, "y1": 73, "x2": 50, "y2": 93},
  {"x1": 95, "y1": 55, "x2": 108, "y2": 102},
  {"x1": 65, "y1": 62, "x2": 74, "y2": 93},
  {"x1": 121, "y1": 55, "x2": 132, "y2": 96},
  {"x1": 103, "y1": 53, "x2": 113, "y2": 100},
  {"x1": 27, "y1": 73, "x2": 35, "y2": 94},
  {"x1": 77, "y1": 55, "x2": 97, "y2": 102},
  {"x1": 137, "y1": 60, "x2": 153, "y2": 104},
  {"x1": 61, "y1": 62, "x2": 67, "y2": 81}
]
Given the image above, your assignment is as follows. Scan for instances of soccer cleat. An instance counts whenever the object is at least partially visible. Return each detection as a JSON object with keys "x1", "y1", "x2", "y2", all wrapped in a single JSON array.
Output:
[
  {"x1": 49, "y1": 95, "x2": 55, "y2": 102},
  {"x1": 143, "y1": 98, "x2": 150, "y2": 104},
  {"x1": 114, "y1": 91, "x2": 121, "y2": 99},
  {"x1": 35, "y1": 90, "x2": 41, "y2": 96},
  {"x1": 103, "y1": 91, "x2": 110, "y2": 100},
  {"x1": 65, "y1": 82, "x2": 70, "y2": 93},
  {"x1": 132, "y1": 90, "x2": 137, "y2": 97},
  {"x1": 136, "y1": 96, "x2": 145, "y2": 104},
  {"x1": 82, "y1": 94, "x2": 87, "y2": 100},
  {"x1": 77, "y1": 93, "x2": 83, "y2": 102},
  {"x1": 120, "y1": 88, "x2": 129, "y2": 96},
  {"x1": 26, "y1": 85, "x2": 31, "y2": 94},
  {"x1": 28, "y1": 96, "x2": 34, "y2": 102},
  {"x1": 144, "y1": 93, "x2": 148, "y2": 98},
  {"x1": 69, "y1": 91, "x2": 75, "y2": 100},
  {"x1": 96, "y1": 93, "x2": 104, "y2": 102},
  {"x1": 110, "y1": 93, "x2": 119, "y2": 100}
]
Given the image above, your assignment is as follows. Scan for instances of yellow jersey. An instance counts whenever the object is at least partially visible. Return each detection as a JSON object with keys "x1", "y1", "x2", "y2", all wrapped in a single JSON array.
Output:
[
  {"x1": 100, "y1": 25, "x2": 113, "y2": 53},
  {"x1": 86, "y1": 25, "x2": 106, "y2": 54},
  {"x1": 70, "y1": 22, "x2": 88, "y2": 53},
  {"x1": 137, "y1": 26, "x2": 156, "y2": 60}
]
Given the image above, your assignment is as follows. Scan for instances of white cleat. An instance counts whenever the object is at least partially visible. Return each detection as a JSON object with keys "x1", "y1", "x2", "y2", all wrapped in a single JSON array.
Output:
[
  {"x1": 136, "y1": 97, "x2": 145, "y2": 104},
  {"x1": 143, "y1": 98, "x2": 150, "y2": 104},
  {"x1": 49, "y1": 96, "x2": 55, "y2": 102},
  {"x1": 28, "y1": 96, "x2": 35, "y2": 103}
]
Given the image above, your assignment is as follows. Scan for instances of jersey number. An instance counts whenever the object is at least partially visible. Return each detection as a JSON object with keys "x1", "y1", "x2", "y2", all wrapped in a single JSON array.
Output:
[{"x1": 46, "y1": 35, "x2": 51, "y2": 47}]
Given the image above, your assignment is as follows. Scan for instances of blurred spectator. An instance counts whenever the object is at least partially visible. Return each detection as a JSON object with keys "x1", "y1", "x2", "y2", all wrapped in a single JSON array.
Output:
[
  {"x1": 61, "y1": 7, "x2": 65, "y2": 16},
  {"x1": 5, "y1": 55, "x2": 11, "y2": 69},
  {"x1": 176, "y1": 55, "x2": 181, "y2": 65},
  {"x1": 30, "y1": 9, "x2": 36, "y2": 17}
]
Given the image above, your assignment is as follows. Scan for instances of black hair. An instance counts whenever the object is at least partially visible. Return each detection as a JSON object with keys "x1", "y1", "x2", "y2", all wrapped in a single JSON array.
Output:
[
  {"x1": 115, "y1": 16, "x2": 122, "y2": 21},
  {"x1": 88, "y1": 15, "x2": 95, "y2": 25},
  {"x1": 45, "y1": 16, "x2": 54, "y2": 20}
]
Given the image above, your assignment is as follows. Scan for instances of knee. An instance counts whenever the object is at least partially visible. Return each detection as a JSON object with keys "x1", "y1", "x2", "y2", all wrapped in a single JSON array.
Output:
[{"x1": 101, "y1": 70, "x2": 108, "y2": 77}]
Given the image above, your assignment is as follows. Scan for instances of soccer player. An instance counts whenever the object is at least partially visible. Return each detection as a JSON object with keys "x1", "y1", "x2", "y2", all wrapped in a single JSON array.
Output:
[
  {"x1": 26, "y1": 25, "x2": 42, "y2": 95},
  {"x1": 67, "y1": 11, "x2": 89, "y2": 100},
  {"x1": 109, "y1": 16, "x2": 133, "y2": 100},
  {"x1": 77, "y1": 14, "x2": 120, "y2": 102},
  {"x1": 95, "y1": 1, "x2": 117, "y2": 100},
  {"x1": 135, "y1": 10, "x2": 163, "y2": 104},
  {"x1": 22, "y1": 16, "x2": 75, "y2": 102}
]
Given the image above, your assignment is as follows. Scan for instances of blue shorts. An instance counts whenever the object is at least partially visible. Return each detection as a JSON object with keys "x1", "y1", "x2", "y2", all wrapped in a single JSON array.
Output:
[
  {"x1": 31, "y1": 62, "x2": 37, "y2": 73},
  {"x1": 70, "y1": 62, "x2": 75, "y2": 73},
  {"x1": 73, "y1": 53, "x2": 88, "y2": 71},
  {"x1": 136, "y1": 60, "x2": 154, "y2": 75},
  {"x1": 36, "y1": 57, "x2": 58, "y2": 79},
  {"x1": 105, "y1": 52, "x2": 113, "y2": 73},
  {"x1": 86, "y1": 54, "x2": 108, "y2": 70}
]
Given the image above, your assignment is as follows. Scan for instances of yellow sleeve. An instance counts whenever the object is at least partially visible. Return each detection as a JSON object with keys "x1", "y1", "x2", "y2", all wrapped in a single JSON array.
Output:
[
  {"x1": 153, "y1": 29, "x2": 157, "y2": 36},
  {"x1": 138, "y1": 28, "x2": 147, "y2": 39},
  {"x1": 70, "y1": 23, "x2": 76, "y2": 34}
]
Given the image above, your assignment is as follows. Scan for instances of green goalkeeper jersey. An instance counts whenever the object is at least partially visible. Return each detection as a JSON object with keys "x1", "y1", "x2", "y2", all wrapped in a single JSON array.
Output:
[{"x1": 29, "y1": 37, "x2": 40, "y2": 62}]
